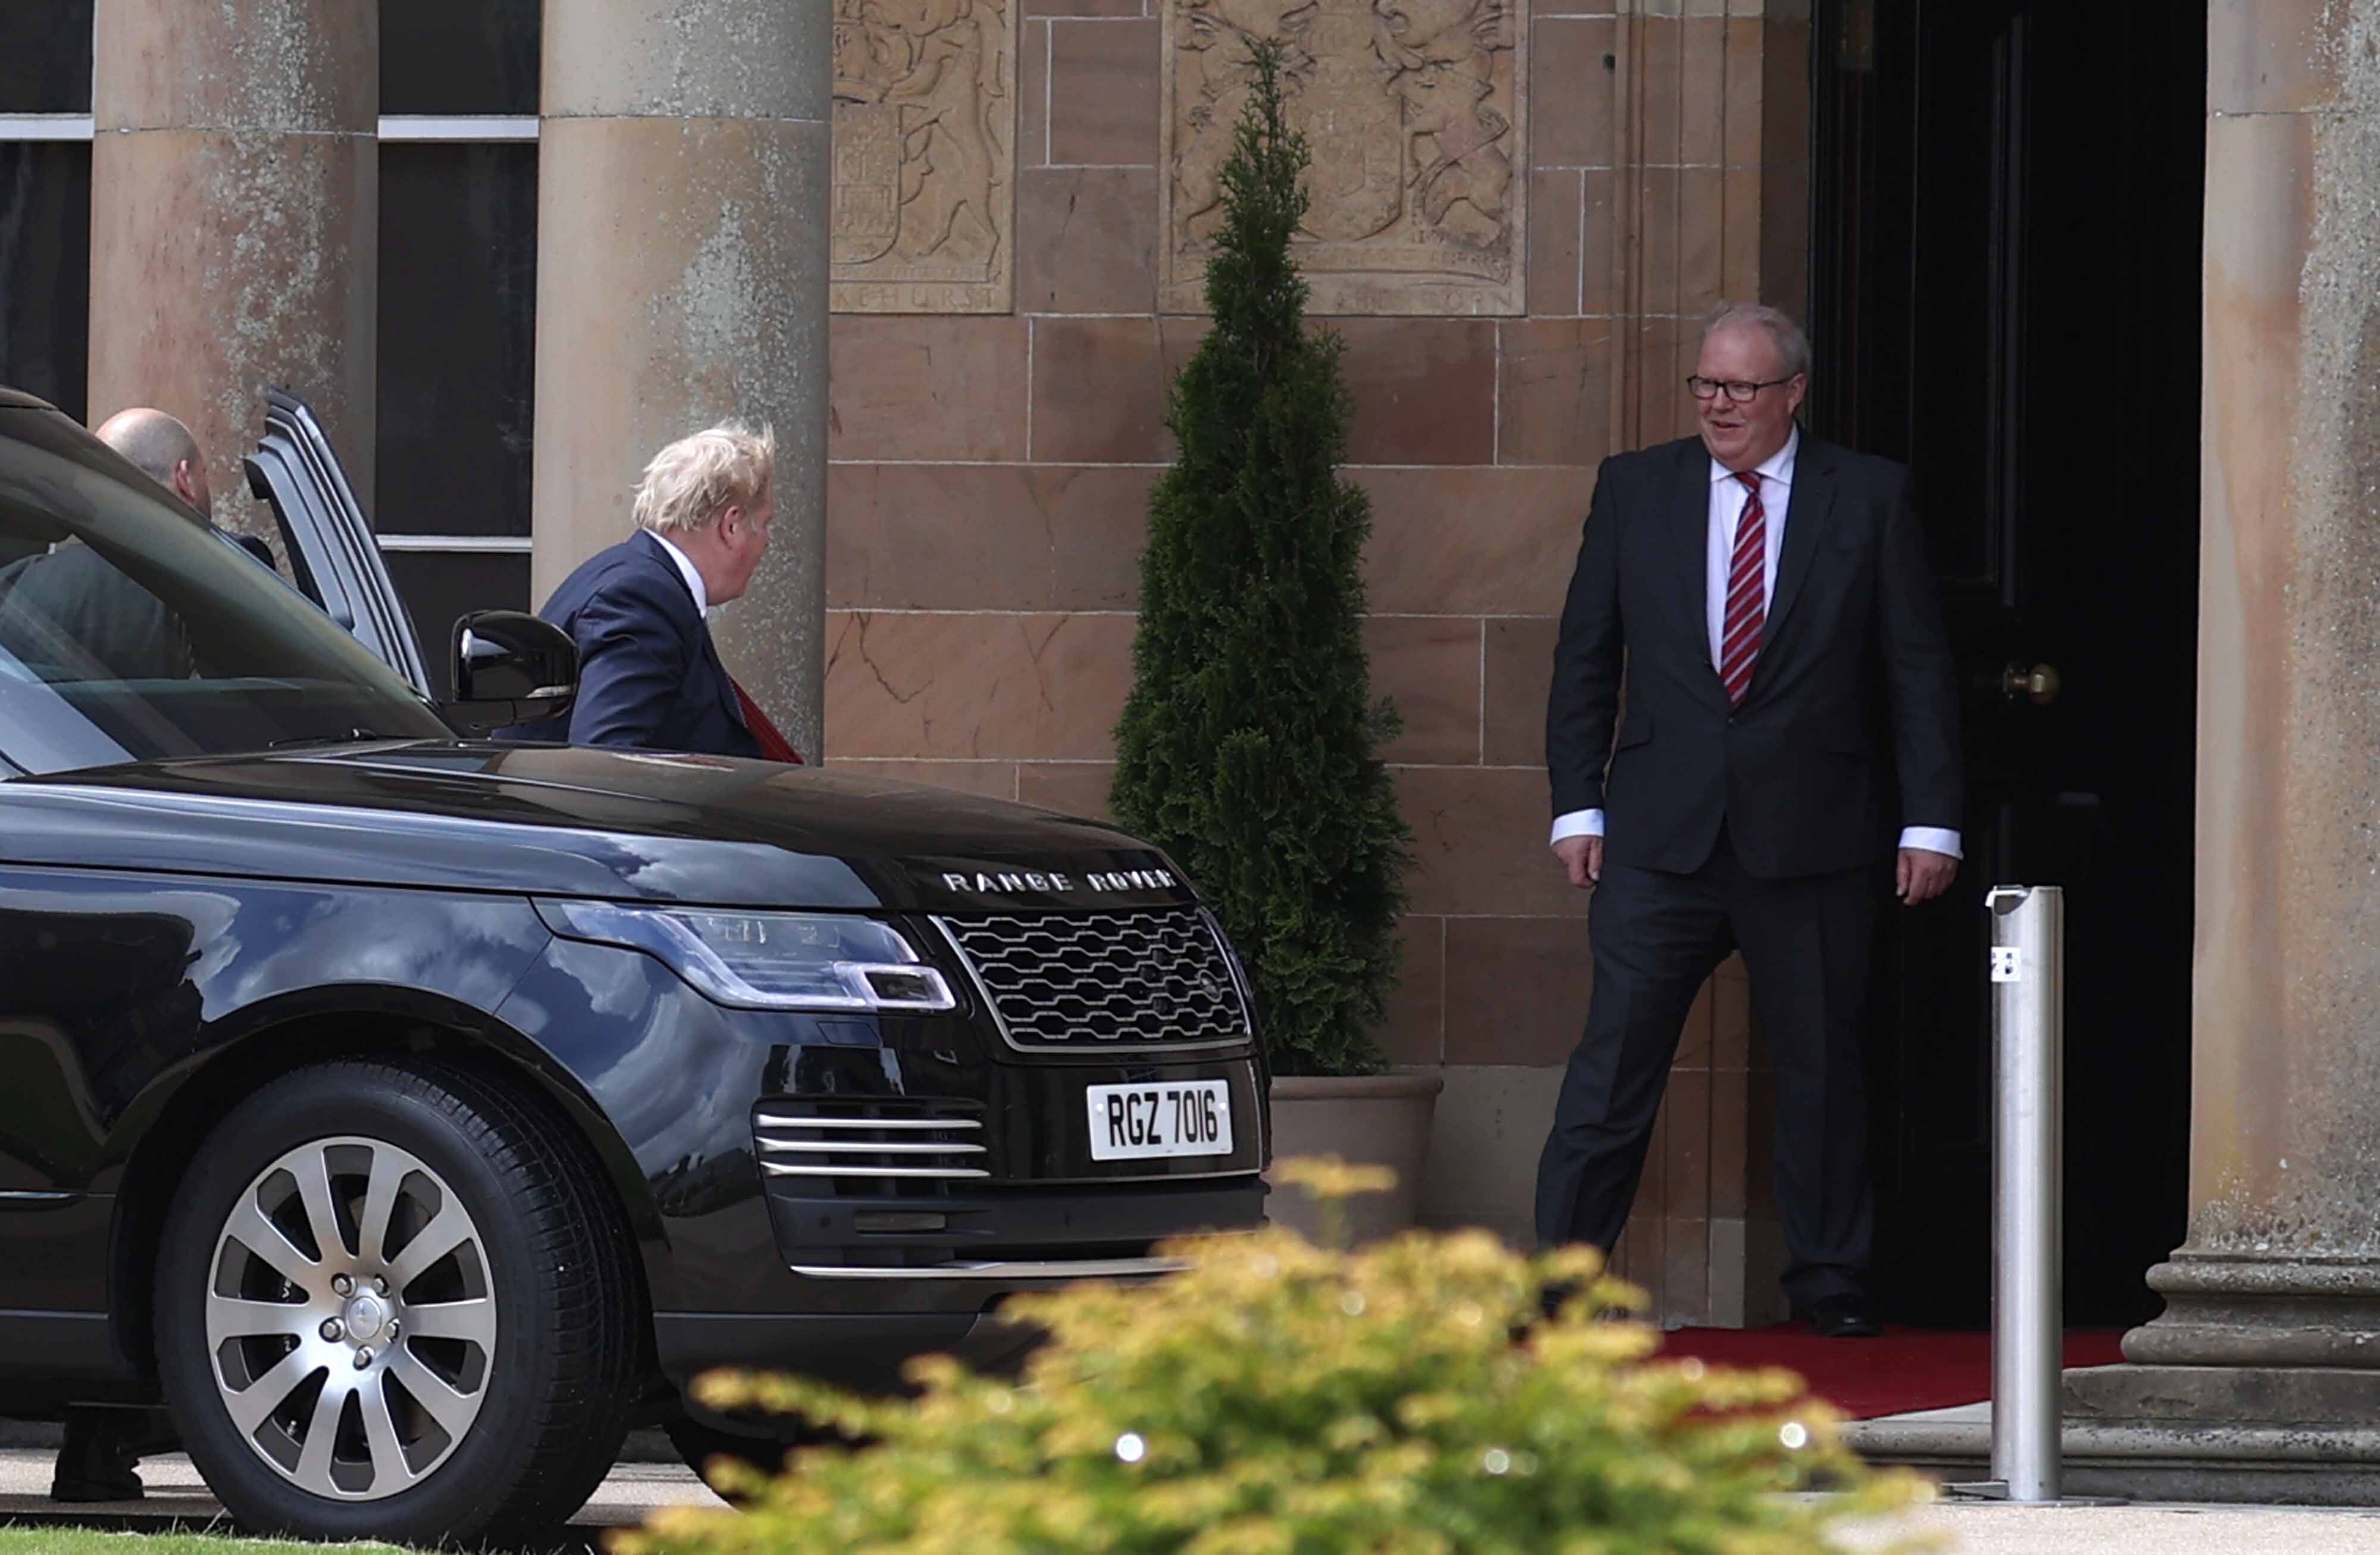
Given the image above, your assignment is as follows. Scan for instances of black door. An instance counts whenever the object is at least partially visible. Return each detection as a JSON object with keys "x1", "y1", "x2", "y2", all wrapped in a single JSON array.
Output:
[{"x1": 1808, "y1": 0, "x2": 2204, "y2": 1328}]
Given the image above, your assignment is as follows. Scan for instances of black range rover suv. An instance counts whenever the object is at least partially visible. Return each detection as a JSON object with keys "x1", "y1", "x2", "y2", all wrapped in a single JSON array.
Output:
[{"x1": 0, "y1": 388, "x2": 1270, "y2": 1544}]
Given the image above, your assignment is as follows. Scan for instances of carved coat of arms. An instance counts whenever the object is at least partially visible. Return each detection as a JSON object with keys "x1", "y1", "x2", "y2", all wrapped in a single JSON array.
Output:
[
  {"x1": 1297, "y1": 4, "x2": 1405, "y2": 243},
  {"x1": 832, "y1": 101, "x2": 903, "y2": 267},
  {"x1": 831, "y1": 0, "x2": 1016, "y2": 313},
  {"x1": 1160, "y1": 0, "x2": 1527, "y2": 316}
]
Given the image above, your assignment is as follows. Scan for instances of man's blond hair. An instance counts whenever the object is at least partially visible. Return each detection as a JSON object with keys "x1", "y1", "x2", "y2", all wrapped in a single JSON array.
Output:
[{"x1": 631, "y1": 421, "x2": 776, "y2": 536}]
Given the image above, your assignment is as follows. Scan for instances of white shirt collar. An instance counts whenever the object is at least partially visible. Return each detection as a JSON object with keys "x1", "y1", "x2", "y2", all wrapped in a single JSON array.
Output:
[
  {"x1": 650, "y1": 531, "x2": 709, "y2": 616},
  {"x1": 1710, "y1": 424, "x2": 1799, "y2": 488}
]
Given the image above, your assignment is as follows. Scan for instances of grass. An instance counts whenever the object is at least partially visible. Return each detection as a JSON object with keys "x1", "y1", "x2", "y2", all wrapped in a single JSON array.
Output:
[{"x1": 0, "y1": 1535, "x2": 408, "y2": 1555}]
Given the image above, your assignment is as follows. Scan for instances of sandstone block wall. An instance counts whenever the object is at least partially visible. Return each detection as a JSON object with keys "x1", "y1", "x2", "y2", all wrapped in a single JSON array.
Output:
[{"x1": 822, "y1": 0, "x2": 1806, "y2": 1326}]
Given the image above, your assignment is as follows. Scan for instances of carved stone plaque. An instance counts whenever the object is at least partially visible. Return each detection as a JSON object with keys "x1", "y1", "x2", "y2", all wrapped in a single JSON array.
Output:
[
  {"x1": 831, "y1": 0, "x2": 1016, "y2": 314},
  {"x1": 1160, "y1": 0, "x2": 1527, "y2": 316}
]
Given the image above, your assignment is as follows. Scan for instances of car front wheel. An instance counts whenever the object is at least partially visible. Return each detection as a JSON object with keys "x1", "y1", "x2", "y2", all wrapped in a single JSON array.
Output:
[{"x1": 154, "y1": 1058, "x2": 639, "y2": 1546}]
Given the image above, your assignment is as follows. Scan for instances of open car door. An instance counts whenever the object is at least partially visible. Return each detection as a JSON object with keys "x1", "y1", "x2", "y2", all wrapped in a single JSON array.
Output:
[{"x1": 242, "y1": 388, "x2": 433, "y2": 698}]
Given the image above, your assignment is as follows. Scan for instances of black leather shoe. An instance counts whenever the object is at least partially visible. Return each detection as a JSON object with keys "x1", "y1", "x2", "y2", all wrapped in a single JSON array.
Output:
[
  {"x1": 49, "y1": 1417, "x2": 143, "y2": 1503},
  {"x1": 1807, "y1": 1293, "x2": 1880, "y2": 1338},
  {"x1": 48, "y1": 1406, "x2": 174, "y2": 1503}
]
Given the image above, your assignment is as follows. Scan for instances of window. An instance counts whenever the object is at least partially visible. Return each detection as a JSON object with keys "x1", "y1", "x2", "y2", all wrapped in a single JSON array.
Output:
[
  {"x1": 377, "y1": 143, "x2": 538, "y2": 539},
  {"x1": 0, "y1": 4, "x2": 95, "y2": 420},
  {"x1": 383, "y1": 0, "x2": 540, "y2": 117},
  {"x1": 375, "y1": 0, "x2": 543, "y2": 682},
  {"x1": 0, "y1": 2, "x2": 93, "y2": 115},
  {"x1": 0, "y1": 142, "x2": 90, "y2": 420}
]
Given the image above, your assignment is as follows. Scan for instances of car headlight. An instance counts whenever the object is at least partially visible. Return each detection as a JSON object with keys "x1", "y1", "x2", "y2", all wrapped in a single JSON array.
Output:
[{"x1": 534, "y1": 900, "x2": 957, "y2": 1013}]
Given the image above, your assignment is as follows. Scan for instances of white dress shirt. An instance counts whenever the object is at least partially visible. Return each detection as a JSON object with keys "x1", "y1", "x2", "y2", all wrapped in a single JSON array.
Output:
[
  {"x1": 652, "y1": 531, "x2": 709, "y2": 616},
  {"x1": 1550, "y1": 428, "x2": 1962, "y2": 860}
]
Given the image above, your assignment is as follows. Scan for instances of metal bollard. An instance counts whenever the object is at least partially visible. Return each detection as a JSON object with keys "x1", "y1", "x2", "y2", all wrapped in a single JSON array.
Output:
[{"x1": 1986, "y1": 885, "x2": 2063, "y2": 1502}]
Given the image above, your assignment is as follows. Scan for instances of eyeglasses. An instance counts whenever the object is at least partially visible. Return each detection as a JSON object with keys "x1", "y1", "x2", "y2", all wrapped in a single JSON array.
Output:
[{"x1": 1687, "y1": 375, "x2": 1796, "y2": 403}]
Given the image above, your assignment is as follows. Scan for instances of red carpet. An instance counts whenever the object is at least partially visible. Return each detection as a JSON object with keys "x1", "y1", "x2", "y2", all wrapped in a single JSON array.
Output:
[{"x1": 1650, "y1": 1326, "x2": 2128, "y2": 1419}]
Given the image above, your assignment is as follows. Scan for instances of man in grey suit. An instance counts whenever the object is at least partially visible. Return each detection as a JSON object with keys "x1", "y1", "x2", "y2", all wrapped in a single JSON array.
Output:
[{"x1": 1537, "y1": 303, "x2": 1964, "y2": 1338}]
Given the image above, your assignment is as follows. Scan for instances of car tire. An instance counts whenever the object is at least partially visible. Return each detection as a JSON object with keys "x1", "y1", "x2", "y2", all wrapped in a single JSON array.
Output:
[
  {"x1": 153, "y1": 1057, "x2": 640, "y2": 1547},
  {"x1": 663, "y1": 1416, "x2": 793, "y2": 1496},
  {"x1": 663, "y1": 1411, "x2": 861, "y2": 1501}
]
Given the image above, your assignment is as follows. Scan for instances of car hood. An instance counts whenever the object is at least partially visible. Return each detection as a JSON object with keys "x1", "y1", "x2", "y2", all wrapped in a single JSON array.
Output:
[{"x1": 0, "y1": 742, "x2": 1196, "y2": 913}]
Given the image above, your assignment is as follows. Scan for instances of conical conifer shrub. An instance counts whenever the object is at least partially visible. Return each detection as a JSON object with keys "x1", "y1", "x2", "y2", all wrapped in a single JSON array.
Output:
[{"x1": 1110, "y1": 39, "x2": 1412, "y2": 1077}]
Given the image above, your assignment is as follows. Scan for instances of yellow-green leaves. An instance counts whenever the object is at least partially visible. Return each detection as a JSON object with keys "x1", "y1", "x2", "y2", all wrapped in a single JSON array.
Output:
[{"x1": 617, "y1": 1163, "x2": 1931, "y2": 1555}]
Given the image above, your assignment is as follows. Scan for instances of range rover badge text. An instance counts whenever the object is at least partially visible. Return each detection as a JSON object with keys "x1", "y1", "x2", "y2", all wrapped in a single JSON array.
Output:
[{"x1": 941, "y1": 869, "x2": 1180, "y2": 894}]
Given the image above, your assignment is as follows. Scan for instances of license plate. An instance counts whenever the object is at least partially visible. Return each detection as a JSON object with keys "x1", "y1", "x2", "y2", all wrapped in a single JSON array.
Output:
[{"x1": 1086, "y1": 1080, "x2": 1233, "y2": 1161}]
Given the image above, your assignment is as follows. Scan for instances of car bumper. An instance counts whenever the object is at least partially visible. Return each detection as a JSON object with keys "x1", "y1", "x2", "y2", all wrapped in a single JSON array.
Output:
[
  {"x1": 503, "y1": 936, "x2": 1270, "y2": 1390},
  {"x1": 655, "y1": 1175, "x2": 1264, "y2": 1392},
  {"x1": 652, "y1": 1309, "x2": 1044, "y2": 1395}
]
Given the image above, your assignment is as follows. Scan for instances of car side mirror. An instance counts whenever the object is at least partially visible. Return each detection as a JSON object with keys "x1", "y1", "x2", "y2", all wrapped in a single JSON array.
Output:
[{"x1": 445, "y1": 610, "x2": 576, "y2": 734}]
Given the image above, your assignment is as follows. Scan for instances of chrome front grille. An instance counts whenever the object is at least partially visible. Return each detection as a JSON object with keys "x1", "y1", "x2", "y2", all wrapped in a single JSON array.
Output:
[
  {"x1": 931, "y1": 907, "x2": 1252, "y2": 1052},
  {"x1": 754, "y1": 1100, "x2": 989, "y2": 1191}
]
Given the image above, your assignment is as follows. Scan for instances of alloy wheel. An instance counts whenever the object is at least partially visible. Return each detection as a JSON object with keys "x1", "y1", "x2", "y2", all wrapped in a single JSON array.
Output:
[{"x1": 202, "y1": 1135, "x2": 498, "y2": 1501}]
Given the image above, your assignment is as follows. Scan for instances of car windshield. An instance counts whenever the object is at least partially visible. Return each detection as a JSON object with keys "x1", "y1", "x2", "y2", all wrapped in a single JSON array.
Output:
[{"x1": 0, "y1": 410, "x2": 453, "y2": 774}]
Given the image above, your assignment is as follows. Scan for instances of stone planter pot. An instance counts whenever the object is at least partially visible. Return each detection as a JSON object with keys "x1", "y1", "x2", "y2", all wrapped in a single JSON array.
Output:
[{"x1": 1264, "y1": 1073, "x2": 1443, "y2": 1246}]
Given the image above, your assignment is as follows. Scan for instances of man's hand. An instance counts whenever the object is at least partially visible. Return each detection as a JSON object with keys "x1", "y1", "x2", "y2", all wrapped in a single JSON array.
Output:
[
  {"x1": 1555, "y1": 835, "x2": 1604, "y2": 889},
  {"x1": 1897, "y1": 847, "x2": 1957, "y2": 906}
]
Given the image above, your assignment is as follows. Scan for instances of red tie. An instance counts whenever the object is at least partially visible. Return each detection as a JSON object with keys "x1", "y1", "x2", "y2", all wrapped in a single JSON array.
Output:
[
  {"x1": 1720, "y1": 471, "x2": 1766, "y2": 705},
  {"x1": 731, "y1": 678, "x2": 805, "y2": 764}
]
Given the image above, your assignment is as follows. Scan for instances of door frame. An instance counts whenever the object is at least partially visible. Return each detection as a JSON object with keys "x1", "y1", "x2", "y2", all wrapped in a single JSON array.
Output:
[{"x1": 1799, "y1": 0, "x2": 2205, "y2": 1327}]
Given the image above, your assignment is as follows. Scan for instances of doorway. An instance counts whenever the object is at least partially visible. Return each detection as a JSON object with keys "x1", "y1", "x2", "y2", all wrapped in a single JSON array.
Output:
[{"x1": 1806, "y1": 0, "x2": 2206, "y2": 1328}]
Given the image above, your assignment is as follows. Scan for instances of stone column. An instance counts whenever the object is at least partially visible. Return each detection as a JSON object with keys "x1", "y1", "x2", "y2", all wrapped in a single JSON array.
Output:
[
  {"x1": 2064, "y1": 0, "x2": 2380, "y2": 1496},
  {"x1": 533, "y1": 1, "x2": 831, "y2": 760},
  {"x1": 89, "y1": 0, "x2": 378, "y2": 539}
]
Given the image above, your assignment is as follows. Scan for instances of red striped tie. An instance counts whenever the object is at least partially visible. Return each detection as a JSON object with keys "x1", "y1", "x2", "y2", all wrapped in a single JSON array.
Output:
[{"x1": 1720, "y1": 471, "x2": 1766, "y2": 704}]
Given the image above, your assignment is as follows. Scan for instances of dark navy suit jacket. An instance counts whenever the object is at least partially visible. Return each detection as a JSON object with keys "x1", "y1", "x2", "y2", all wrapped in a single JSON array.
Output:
[
  {"x1": 1546, "y1": 434, "x2": 1961, "y2": 879},
  {"x1": 509, "y1": 530, "x2": 762, "y2": 758}
]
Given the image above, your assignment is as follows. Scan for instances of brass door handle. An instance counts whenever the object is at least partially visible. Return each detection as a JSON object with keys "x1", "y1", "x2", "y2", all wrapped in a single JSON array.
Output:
[{"x1": 2000, "y1": 662, "x2": 2060, "y2": 704}]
